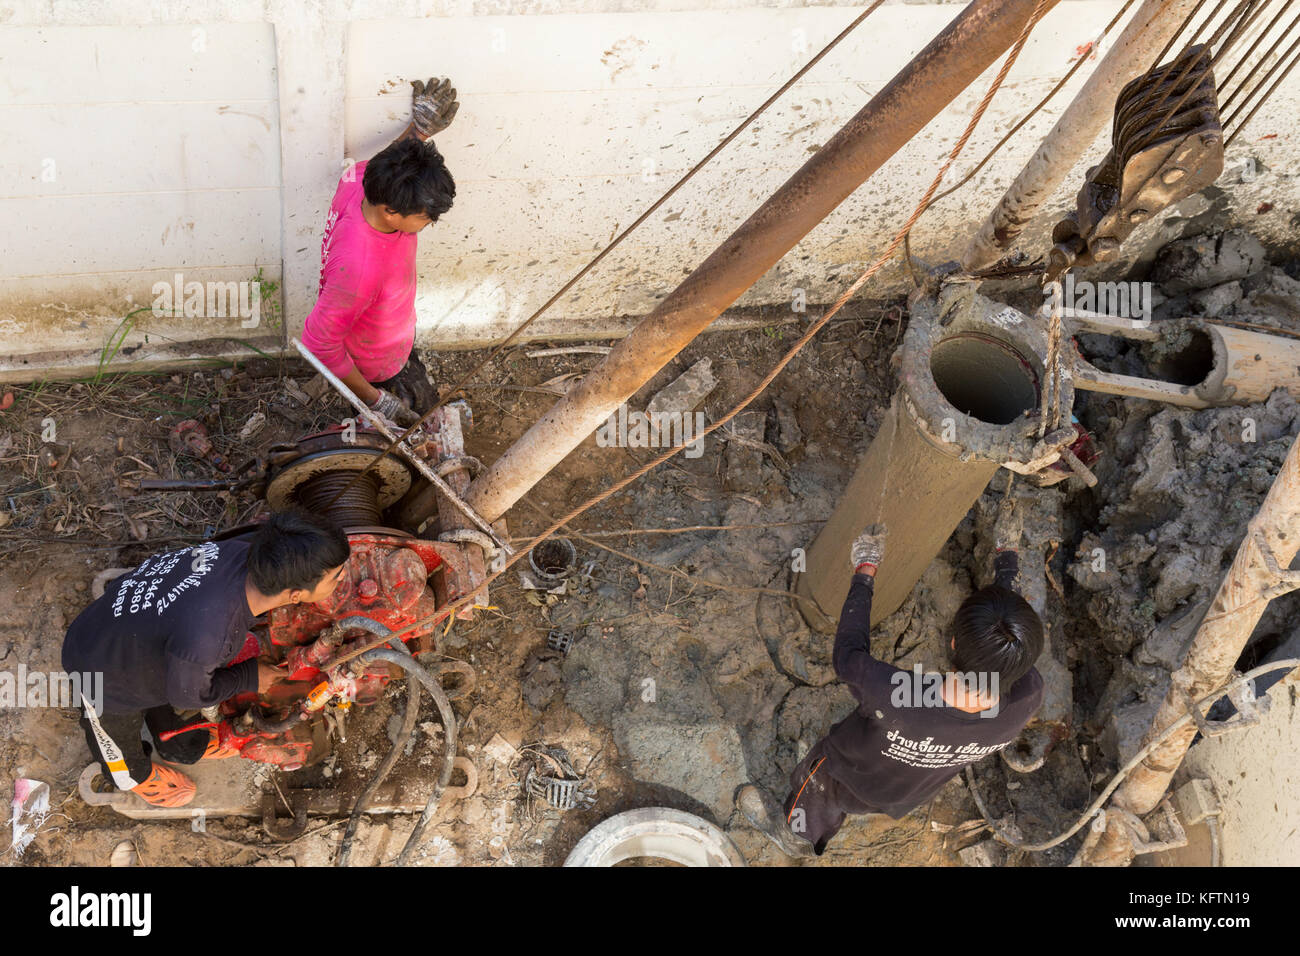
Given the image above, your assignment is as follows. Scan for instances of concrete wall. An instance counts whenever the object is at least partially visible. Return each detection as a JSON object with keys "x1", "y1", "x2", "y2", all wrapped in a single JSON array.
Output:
[{"x1": 2, "y1": 0, "x2": 1298, "y2": 381}]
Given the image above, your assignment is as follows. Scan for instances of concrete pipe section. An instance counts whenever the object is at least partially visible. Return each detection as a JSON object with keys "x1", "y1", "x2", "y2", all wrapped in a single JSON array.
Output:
[
  {"x1": 1066, "y1": 309, "x2": 1300, "y2": 409},
  {"x1": 796, "y1": 283, "x2": 1076, "y2": 632},
  {"x1": 564, "y1": 808, "x2": 747, "y2": 867}
]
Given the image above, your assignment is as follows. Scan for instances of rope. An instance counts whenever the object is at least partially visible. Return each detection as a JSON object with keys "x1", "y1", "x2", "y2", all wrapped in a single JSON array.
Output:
[
  {"x1": 327, "y1": 0, "x2": 1055, "y2": 668},
  {"x1": 965, "y1": 658, "x2": 1300, "y2": 854},
  {"x1": 1038, "y1": 285, "x2": 1065, "y2": 438},
  {"x1": 928, "y1": 0, "x2": 1140, "y2": 207},
  {"x1": 324, "y1": 1, "x2": 889, "y2": 509},
  {"x1": 541, "y1": 521, "x2": 821, "y2": 604}
]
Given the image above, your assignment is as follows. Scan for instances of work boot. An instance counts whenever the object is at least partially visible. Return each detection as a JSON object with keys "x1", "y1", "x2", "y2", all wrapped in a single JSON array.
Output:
[
  {"x1": 131, "y1": 764, "x2": 196, "y2": 808},
  {"x1": 201, "y1": 727, "x2": 240, "y2": 760},
  {"x1": 736, "y1": 783, "x2": 815, "y2": 859}
]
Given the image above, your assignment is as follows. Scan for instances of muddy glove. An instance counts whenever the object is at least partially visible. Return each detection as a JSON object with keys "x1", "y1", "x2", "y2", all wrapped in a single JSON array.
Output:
[
  {"x1": 850, "y1": 524, "x2": 886, "y2": 574},
  {"x1": 410, "y1": 77, "x2": 459, "y2": 139},
  {"x1": 368, "y1": 388, "x2": 421, "y2": 428},
  {"x1": 993, "y1": 496, "x2": 1023, "y2": 552}
]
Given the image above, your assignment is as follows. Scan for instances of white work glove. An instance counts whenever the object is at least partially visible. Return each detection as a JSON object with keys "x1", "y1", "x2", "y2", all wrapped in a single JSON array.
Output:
[
  {"x1": 850, "y1": 524, "x2": 886, "y2": 573},
  {"x1": 368, "y1": 388, "x2": 421, "y2": 428}
]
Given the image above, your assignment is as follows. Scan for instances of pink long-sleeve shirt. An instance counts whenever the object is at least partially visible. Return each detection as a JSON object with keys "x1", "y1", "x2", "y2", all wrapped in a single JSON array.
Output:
[{"x1": 301, "y1": 161, "x2": 418, "y2": 383}]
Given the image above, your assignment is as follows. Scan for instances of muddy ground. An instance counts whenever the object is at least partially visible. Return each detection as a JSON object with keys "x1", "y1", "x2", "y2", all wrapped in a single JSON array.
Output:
[{"x1": 3, "y1": 227, "x2": 1298, "y2": 867}]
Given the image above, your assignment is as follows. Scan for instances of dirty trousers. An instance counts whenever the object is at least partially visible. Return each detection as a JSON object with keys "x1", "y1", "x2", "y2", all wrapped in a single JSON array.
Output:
[
  {"x1": 782, "y1": 742, "x2": 884, "y2": 855},
  {"x1": 80, "y1": 705, "x2": 210, "y2": 791}
]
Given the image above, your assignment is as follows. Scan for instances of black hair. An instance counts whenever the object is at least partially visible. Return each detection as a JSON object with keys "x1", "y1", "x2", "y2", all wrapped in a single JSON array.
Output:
[
  {"x1": 247, "y1": 509, "x2": 350, "y2": 595},
  {"x1": 363, "y1": 138, "x2": 456, "y2": 221},
  {"x1": 950, "y1": 585, "x2": 1044, "y2": 688}
]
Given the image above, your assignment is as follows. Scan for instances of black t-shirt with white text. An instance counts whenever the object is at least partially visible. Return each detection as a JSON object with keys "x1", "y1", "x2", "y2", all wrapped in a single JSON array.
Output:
[
  {"x1": 823, "y1": 553, "x2": 1044, "y2": 819},
  {"x1": 62, "y1": 537, "x2": 258, "y2": 714}
]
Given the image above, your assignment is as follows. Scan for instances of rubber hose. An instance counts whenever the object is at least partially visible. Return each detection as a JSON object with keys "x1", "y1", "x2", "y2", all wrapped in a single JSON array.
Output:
[
  {"x1": 359, "y1": 648, "x2": 459, "y2": 866},
  {"x1": 250, "y1": 706, "x2": 304, "y2": 735},
  {"x1": 323, "y1": 616, "x2": 458, "y2": 865},
  {"x1": 335, "y1": 637, "x2": 421, "y2": 867},
  {"x1": 966, "y1": 658, "x2": 1300, "y2": 854}
]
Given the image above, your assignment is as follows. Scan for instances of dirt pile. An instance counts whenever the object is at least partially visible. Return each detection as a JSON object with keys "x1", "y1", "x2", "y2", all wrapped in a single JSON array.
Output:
[{"x1": 959, "y1": 229, "x2": 1300, "y2": 863}]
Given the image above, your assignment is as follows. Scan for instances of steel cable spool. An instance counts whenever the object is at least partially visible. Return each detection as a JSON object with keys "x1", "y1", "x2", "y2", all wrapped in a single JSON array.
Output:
[
  {"x1": 295, "y1": 469, "x2": 384, "y2": 527},
  {"x1": 265, "y1": 431, "x2": 415, "y2": 532}
]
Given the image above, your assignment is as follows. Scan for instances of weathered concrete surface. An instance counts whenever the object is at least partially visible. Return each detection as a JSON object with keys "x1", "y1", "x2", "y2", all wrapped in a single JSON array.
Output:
[
  {"x1": 9, "y1": 1, "x2": 1298, "y2": 381},
  {"x1": 611, "y1": 717, "x2": 748, "y2": 821}
]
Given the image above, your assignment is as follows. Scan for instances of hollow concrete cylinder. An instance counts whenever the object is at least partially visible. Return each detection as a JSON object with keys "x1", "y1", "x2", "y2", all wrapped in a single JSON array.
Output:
[
  {"x1": 563, "y1": 808, "x2": 746, "y2": 867},
  {"x1": 795, "y1": 284, "x2": 1073, "y2": 632}
]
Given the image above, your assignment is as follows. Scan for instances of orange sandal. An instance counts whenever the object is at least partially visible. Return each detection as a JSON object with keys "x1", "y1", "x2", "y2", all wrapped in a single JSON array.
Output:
[
  {"x1": 202, "y1": 727, "x2": 240, "y2": 760},
  {"x1": 131, "y1": 764, "x2": 196, "y2": 808}
]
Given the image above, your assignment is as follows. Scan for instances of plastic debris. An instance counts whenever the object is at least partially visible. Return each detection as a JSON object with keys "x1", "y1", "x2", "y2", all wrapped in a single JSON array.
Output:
[
  {"x1": 10, "y1": 778, "x2": 51, "y2": 858},
  {"x1": 238, "y1": 411, "x2": 267, "y2": 440},
  {"x1": 110, "y1": 840, "x2": 139, "y2": 867}
]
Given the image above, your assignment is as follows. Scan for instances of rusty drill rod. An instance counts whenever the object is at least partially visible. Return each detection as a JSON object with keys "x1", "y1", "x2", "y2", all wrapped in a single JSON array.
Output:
[
  {"x1": 963, "y1": 0, "x2": 1202, "y2": 271},
  {"x1": 465, "y1": 0, "x2": 1060, "y2": 524},
  {"x1": 1115, "y1": 428, "x2": 1300, "y2": 817}
]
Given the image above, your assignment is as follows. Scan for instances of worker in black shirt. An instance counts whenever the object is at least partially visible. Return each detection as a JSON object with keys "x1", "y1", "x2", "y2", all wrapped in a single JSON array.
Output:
[
  {"x1": 63, "y1": 509, "x2": 350, "y2": 808},
  {"x1": 738, "y1": 503, "x2": 1043, "y2": 857}
]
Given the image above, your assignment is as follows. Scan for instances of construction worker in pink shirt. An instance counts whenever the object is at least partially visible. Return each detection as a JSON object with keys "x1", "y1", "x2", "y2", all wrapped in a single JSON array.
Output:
[{"x1": 302, "y1": 78, "x2": 459, "y2": 426}]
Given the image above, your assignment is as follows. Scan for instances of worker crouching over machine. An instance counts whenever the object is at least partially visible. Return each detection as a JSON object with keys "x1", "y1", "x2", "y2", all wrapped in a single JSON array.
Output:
[{"x1": 71, "y1": 408, "x2": 491, "y2": 856}]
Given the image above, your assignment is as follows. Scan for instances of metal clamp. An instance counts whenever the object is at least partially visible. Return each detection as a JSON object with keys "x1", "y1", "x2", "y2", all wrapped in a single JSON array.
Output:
[
  {"x1": 547, "y1": 628, "x2": 576, "y2": 656},
  {"x1": 524, "y1": 767, "x2": 597, "y2": 811},
  {"x1": 1116, "y1": 799, "x2": 1188, "y2": 857}
]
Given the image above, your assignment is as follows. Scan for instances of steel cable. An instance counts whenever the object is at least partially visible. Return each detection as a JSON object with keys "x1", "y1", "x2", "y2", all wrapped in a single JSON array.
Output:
[
  {"x1": 327, "y1": 0, "x2": 1057, "y2": 669},
  {"x1": 323, "y1": 1, "x2": 890, "y2": 509}
]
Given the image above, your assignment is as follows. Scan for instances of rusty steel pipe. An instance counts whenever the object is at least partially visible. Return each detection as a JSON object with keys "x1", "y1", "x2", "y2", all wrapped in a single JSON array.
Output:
[
  {"x1": 466, "y1": 0, "x2": 1060, "y2": 524},
  {"x1": 963, "y1": 0, "x2": 1202, "y2": 271}
]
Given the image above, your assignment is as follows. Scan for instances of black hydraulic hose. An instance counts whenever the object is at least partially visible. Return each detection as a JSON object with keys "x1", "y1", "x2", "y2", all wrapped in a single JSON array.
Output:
[
  {"x1": 328, "y1": 615, "x2": 459, "y2": 866},
  {"x1": 249, "y1": 706, "x2": 304, "y2": 735},
  {"x1": 336, "y1": 640, "x2": 422, "y2": 867},
  {"x1": 360, "y1": 648, "x2": 459, "y2": 866}
]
